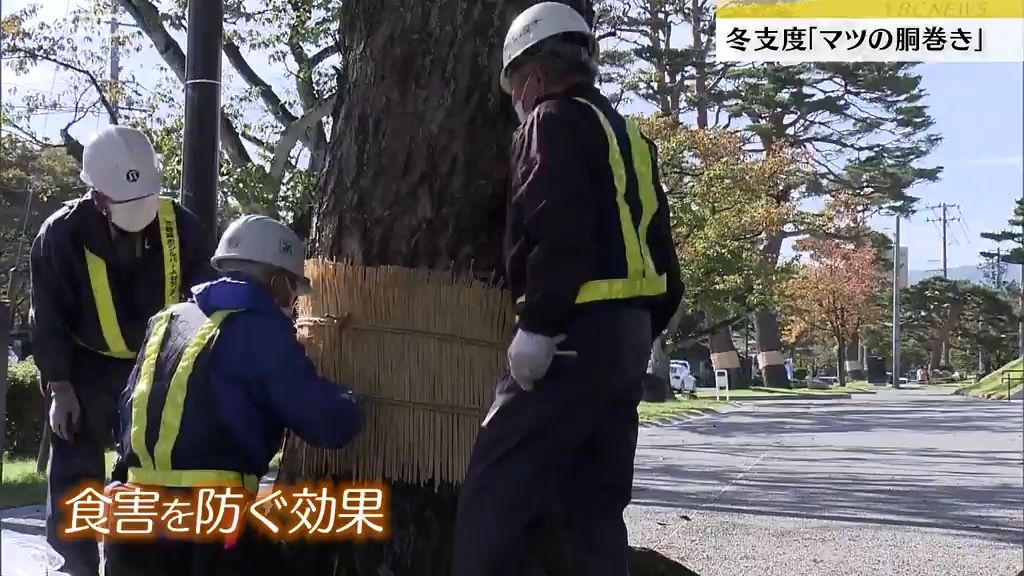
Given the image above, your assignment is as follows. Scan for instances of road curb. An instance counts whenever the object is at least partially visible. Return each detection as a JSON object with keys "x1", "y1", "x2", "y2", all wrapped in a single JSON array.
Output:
[
  {"x1": 640, "y1": 402, "x2": 747, "y2": 428},
  {"x1": 696, "y1": 393, "x2": 853, "y2": 401},
  {"x1": 1, "y1": 504, "x2": 45, "y2": 536}
]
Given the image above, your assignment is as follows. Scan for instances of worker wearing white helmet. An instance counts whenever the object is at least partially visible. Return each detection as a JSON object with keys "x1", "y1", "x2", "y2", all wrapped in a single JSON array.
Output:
[
  {"x1": 452, "y1": 3, "x2": 684, "y2": 575},
  {"x1": 28, "y1": 125, "x2": 214, "y2": 576},
  {"x1": 103, "y1": 214, "x2": 361, "y2": 576}
]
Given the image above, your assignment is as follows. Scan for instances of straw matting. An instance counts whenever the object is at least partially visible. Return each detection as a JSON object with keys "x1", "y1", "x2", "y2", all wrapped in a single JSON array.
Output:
[{"x1": 286, "y1": 260, "x2": 515, "y2": 487}]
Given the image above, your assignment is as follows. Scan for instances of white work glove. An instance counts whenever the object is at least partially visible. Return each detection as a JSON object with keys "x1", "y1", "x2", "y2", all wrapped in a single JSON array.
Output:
[
  {"x1": 508, "y1": 329, "x2": 566, "y2": 391},
  {"x1": 48, "y1": 381, "x2": 81, "y2": 442}
]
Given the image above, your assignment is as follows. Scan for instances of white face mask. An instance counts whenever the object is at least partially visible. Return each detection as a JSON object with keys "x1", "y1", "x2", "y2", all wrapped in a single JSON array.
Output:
[{"x1": 108, "y1": 194, "x2": 159, "y2": 233}]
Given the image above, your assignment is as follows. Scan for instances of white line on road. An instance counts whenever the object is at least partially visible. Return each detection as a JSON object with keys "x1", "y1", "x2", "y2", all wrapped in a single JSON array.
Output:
[{"x1": 651, "y1": 437, "x2": 782, "y2": 550}]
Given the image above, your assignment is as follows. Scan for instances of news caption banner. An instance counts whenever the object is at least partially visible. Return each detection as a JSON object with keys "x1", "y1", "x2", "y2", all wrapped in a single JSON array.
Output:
[
  {"x1": 58, "y1": 482, "x2": 390, "y2": 542},
  {"x1": 715, "y1": 0, "x2": 1024, "y2": 62}
]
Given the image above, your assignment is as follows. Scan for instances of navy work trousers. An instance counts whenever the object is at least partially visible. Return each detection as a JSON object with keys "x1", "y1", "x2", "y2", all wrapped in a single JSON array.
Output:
[
  {"x1": 46, "y1": 354, "x2": 131, "y2": 576},
  {"x1": 104, "y1": 528, "x2": 280, "y2": 576},
  {"x1": 451, "y1": 303, "x2": 652, "y2": 576}
]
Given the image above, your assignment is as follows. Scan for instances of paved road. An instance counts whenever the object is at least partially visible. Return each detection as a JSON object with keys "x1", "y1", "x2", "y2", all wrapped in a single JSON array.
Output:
[{"x1": 625, "y1": 388, "x2": 1024, "y2": 576}]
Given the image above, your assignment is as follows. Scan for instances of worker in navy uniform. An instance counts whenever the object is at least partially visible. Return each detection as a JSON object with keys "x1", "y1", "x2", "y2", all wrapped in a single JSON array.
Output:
[
  {"x1": 451, "y1": 4, "x2": 684, "y2": 575},
  {"x1": 29, "y1": 125, "x2": 215, "y2": 576},
  {"x1": 103, "y1": 215, "x2": 363, "y2": 576}
]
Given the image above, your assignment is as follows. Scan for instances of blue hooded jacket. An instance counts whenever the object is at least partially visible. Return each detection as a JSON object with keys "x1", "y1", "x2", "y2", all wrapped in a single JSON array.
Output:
[{"x1": 120, "y1": 273, "x2": 361, "y2": 478}]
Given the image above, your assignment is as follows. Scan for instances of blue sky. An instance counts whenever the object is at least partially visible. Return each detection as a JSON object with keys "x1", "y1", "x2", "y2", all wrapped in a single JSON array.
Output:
[{"x1": 3, "y1": 0, "x2": 1022, "y2": 271}]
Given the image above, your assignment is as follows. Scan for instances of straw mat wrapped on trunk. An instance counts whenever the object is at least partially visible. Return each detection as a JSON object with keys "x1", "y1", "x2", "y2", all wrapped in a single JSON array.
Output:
[{"x1": 283, "y1": 260, "x2": 515, "y2": 487}]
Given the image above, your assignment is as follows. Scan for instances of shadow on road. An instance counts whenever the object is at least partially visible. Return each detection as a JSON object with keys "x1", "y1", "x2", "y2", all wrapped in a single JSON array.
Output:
[
  {"x1": 631, "y1": 395, "x2": 1024, "y2": 545},
  {"x1": 674, "y1": 398, "x2": 1020, "y2": 437}
]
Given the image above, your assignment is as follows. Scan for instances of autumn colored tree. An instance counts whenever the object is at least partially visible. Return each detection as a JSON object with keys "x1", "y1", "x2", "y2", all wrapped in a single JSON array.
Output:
[
  {"x1": 0, "y1": 133, "x2": 83, "y2": 327},
  {"x1": 784, "y1": 239, "x2": 885, "y2": 386},
  {"x1": 635, "y1": 118, "x2": 804, "y2": 388}
]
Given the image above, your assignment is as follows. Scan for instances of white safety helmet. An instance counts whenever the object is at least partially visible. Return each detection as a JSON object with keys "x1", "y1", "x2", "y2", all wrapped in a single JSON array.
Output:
[
  {"x1": 500, "y1": 2, "x2": 596, "y2": 94},
  {"x1": 211, "y1": 215, "x2": 312, "y2": 295}
]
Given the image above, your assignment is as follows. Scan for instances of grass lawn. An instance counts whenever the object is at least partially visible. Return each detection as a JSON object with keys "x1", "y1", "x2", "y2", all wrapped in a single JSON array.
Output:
[
  {"x1": 695, "y1": 388, "x2": 784, "y2": 399},
  {"x1": 1, "y1": 455, "x2": 46, "y2": 509},
  {"x1": 1, "y1": 451, "x2": 116, "y2": 509},
  {"x1": 960, "y1": 357, "x2": 1024, "y2": 399},
  {"x1": 760, "y1": 386, "x2": 849, "y2": 396},
  {"x1": 638, "y1": 398, "x2": 727, "y2": 424},
  {"x1": 695, "y1": 386, "x2": 854, "y2": 400}
]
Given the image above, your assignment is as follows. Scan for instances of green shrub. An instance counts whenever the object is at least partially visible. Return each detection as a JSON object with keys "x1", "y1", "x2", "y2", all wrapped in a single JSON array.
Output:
[
  {"x1": 5, "y1": 357, "x2": 44, "y2": 455},
  {"x1": 794, "y1": 368, "x2": 808, "y2": 381}
]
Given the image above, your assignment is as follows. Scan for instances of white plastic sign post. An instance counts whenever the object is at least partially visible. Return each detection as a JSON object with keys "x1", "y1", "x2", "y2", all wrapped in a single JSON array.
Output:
[{"x1": 715, "y1": 369, "x2": 730, "y2": 402}]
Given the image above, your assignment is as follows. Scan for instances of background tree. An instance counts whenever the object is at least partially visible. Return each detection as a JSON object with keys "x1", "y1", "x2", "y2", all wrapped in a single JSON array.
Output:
[
  {"x1": 783, "y1": 238, "x2": 884, "y2": 386},
  {"x1": 949, "y1": 284, "x2": 1018, "y2": 374},
  {"x1": 1, "y1": 0, "x2": 341, "y2": 229},
  {"x1": 639, "y1": 118, "x2": 802, "y2": 388},
  {"x1": 594, "y1": 3, "x2": 943, "y2": 387},
  {"x1": 900, "y1": 277, "x2": 965, "y2": 370},
  {"x1": 597, "y1": 0, "x2": 722, "y2": 123},
  {"x1": 981, "y1": 195, "x2": 1024, "y2": 358},
  {"x1": 0, "y1": 133, "x2": 83, "y2": 328},
  {"x1": 720, "y1": 63, "x2": 942, "y2": 386}
]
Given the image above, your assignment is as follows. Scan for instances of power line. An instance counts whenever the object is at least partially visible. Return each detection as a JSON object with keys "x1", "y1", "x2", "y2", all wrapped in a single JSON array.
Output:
[
  {"x1": 40, "y1": 0, "x2": 74, "y2": 137},
  {"x1": 955, "y1": 206, "x2": 973, "y2": 245}
]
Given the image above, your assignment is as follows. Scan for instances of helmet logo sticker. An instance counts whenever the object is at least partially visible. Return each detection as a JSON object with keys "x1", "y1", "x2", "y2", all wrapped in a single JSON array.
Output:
[
  {"x1": 227, "y1": 236, "x2": 241, "y2": 248},
  {"x1": 126, "y1": 169, "x2": 140, "y2": 183},
  {"x1": 280, "y1": 240, "x2": 293, "y2": 255}
]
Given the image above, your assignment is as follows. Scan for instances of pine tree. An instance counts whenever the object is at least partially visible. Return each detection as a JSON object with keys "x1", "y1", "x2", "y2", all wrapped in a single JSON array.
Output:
[{"x1": 981, "y1": 195, "x2": 1024, "y2": 357}]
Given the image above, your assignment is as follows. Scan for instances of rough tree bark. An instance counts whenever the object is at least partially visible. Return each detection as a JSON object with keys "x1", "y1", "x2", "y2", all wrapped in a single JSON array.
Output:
[
  {"x1": 282, "y1": 0, "x2": 696, "y2": 574},
  {"x1": 835, "y1": 331, "x2": 847, "y2": 387},
  {"x1": 930, "y1": 299, "x2": 963, "y2": 368},
  {"x1": 646, "y1": 301, "x2": 691, "y2": 402},
  {"x1": 708, "y1": 321, "x2": 743, "y2": 389},
  {"x1": 645, "y1": 336, "x2": 676, "y2": 402},
  {"x1": 753, "y1": 308, "x2": 790, "y2": 387},
  {"x1": 753, "y1": 233, "x2": 790, "y2": 388},
  {"x1": 844, "y1": 334, "x2": 864, "y2": 381}
]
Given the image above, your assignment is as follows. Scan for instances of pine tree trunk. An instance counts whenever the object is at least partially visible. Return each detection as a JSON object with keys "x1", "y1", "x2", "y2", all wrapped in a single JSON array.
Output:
[
  {"x1": 286, "y1": 1, "x2": 695, "y2": 574},
  {"x1": 753, "y1": 233, "x2": 790, "y2": 388},
  {"x1": 753, "y1": 309, "x2": 790, "y2": 387},
  {"x1": 644, "y1": 337, "x2": 675, "y2": 402},
  {"x1": 708, "y1": 321, "x2": 743, "y2": 389},
  {"x1": 932, "y1": 299, "x2": 963, "y2": 369},
  {"x1": 836, "y1": 331, "x2": 847, "y2": 387},
  {"x1": 844, "y1": 334, "x2": 864, "y2": 381}
]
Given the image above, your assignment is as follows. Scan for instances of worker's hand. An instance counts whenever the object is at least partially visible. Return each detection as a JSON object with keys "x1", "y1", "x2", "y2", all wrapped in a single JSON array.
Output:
[
  {"x1": 48, "y1": 381, "x2": 80, "y2": 442},
  {"x1": 508, "y1": 330, "x2": 566, "y2": 391}
]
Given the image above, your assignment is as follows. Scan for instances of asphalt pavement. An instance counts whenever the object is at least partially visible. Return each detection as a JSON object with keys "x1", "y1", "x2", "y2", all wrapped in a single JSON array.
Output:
[
  {"x1": 625, "y1": 387, "x2": 1024, "y2": 576},
  {"x1": 3, "y1": 388, "x2": 1021, "y2": 576}
]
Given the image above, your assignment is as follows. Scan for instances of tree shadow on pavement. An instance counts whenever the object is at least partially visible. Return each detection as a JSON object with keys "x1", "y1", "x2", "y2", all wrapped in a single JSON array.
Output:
[
  {"x1": 667, "y1": 398, "x2": 1021, "y2": 438},
  {"x1": 630, "y1": 396, "x2": 1024, "y2": 546}
]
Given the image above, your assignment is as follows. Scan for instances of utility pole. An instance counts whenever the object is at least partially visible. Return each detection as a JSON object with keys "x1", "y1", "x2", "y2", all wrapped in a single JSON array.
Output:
[
  {"x1": 892, "y1": 216, "x2": 901, "y2": 389},
  {"x1": 926, "y1": 202, "x2": 960, "y2": 366},
  {"x1": 926, "y1": 202, "x2": 961, "y2": 279},
  {"x1": 180, "y1": 0, "x2": 225, "y2": 236}
]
